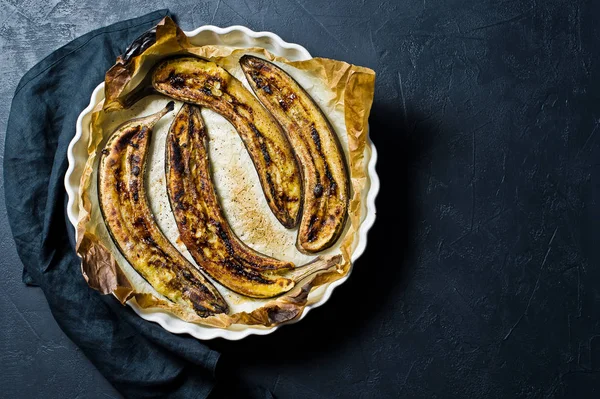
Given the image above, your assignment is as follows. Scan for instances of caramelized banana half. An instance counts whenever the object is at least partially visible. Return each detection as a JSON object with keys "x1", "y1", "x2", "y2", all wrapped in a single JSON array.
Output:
[
  {"x1": 98, "y1": 102, "x2": 228, "y2": 317},
  {"x1": 152, "y1": 56, "x2": 303, "y2": 229},
  {"x1": 240, "y1": 55, "x2": 350, "y2": 253},
  {"x1": 166, "y1": 104, "x2": 339, "y2": 298}
]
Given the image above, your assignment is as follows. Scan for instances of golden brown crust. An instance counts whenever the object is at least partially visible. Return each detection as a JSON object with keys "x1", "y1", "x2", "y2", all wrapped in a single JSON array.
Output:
[
  {"x1": 166, "y1": 104, "x2": 296, "y2": 298},
  {"x1": 98, "y1": 103, "x2": 228, "y2": 317},
  {"x1": 152, "y1": 56, "x2": 303, "y2": 229},
  {"x1": 240, "y1": 55, "x2": 350, "y2": 253}
]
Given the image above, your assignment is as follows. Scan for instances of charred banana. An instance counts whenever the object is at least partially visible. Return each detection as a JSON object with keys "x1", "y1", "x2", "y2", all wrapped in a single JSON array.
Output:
[
  {"x1": 240, "y1": 55, "x2": 350, "y2": 253},
  {"x1": 98, "y1": 102, "x2": 228, "y2": 317},
  {"x1": 152, "y1": 56, "x2": 302, "y2": 229},
  {"x1": 166, "y1": 104, "x2": 338, "y2": 298}
]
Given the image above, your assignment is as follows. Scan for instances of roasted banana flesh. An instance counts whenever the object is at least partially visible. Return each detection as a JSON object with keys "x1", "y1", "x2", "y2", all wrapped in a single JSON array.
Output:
[
  {"x1": 152, "y1": 56, "x2": 303, "y2": 229},
  {"x1": 166, "y1": 103, "x2": 336, "y2": 298},
  {"x1": 240, "y1": 55, "x2": 350, "y2": 253},
  {"x1": 98, "y1": 102, "x2": 228, "y2": 317}
]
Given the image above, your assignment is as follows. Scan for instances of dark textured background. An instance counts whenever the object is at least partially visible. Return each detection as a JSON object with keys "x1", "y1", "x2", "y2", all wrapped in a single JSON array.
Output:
[{"x1": 1, "y1": 0, "x2": 599, "y2": 398}]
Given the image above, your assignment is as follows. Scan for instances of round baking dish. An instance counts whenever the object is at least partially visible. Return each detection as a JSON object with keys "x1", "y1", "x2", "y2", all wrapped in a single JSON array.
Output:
[{"x1": 65, "y1": 25, "x2": 379, "y2": 340}]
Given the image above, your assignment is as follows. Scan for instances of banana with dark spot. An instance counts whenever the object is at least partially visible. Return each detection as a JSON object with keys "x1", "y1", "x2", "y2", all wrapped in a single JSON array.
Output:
[
  {"x1": 166, "y1": 103, "x2": 340, "y2": 298},
  {"x1": 239, "y1": 55, "x2": 350, "y2": 253},
  {"x1": 98, "y1": 102, "x2": 228, "y2": 317},
  {"x1": 152, "y1": 56, "x2": 303, "y2": 229}
]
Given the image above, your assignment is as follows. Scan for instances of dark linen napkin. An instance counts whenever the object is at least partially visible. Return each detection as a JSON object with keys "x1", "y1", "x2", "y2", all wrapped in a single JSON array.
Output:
[{"x1": 3, "y1": 10, "x2": 274, "y2": 399}]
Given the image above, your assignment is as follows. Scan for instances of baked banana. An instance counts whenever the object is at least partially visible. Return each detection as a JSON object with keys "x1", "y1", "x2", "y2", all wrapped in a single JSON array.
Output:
[
  {"x1": 166, "y1": 103, "x2": 336, "y2": 298},
  {"x1": 240, "y1": 55, "x2": 350, "y2": 253},
  {"x1": 152, "y1": 56, "x2": 303, "y2": 229},
  {"x1": 98, "y1": 102, "x2": 228, "y2": 317}
]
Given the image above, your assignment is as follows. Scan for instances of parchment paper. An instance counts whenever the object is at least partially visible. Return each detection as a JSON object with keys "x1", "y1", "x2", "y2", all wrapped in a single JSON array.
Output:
[{"x1": 76, "y1": 17, "x2": 375, "y2": 328}]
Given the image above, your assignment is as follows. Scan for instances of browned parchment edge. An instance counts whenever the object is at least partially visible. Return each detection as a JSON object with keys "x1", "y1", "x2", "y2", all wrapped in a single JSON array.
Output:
[{"x1": 75, "y1": 16, "x2": 376, "y2": 329}]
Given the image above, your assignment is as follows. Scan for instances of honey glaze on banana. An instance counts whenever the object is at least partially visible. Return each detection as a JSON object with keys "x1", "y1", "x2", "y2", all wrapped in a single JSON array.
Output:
[
  {"x1": 166, "y1": 104, "x2": 336, "y2": 298},
  {"x1": 98, "y1": 102, "x2": 228, "y2": 317},
  {"x1": 240, "y1": 55, "x2": 350, "y2": 253}
]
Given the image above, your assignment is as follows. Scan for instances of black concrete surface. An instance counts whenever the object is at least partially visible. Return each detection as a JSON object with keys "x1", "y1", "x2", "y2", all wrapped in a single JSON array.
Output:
[{"x1": 1, "y1": 0, "x2": 599, "y2": 398}]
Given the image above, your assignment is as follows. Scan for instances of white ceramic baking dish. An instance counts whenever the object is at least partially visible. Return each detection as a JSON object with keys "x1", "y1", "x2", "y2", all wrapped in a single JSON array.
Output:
[{"x1": 65, "y1": 25, "x2": 379, "y2": 340}]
